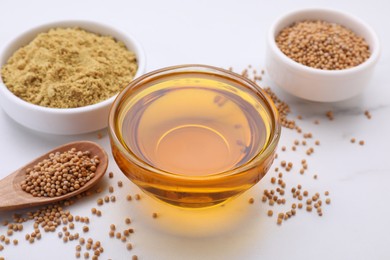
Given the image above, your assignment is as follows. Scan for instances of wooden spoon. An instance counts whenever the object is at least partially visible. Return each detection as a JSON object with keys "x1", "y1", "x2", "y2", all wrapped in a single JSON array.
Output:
[{"x1": 0, "y1": 141, "x2": 108, "y2": 211}]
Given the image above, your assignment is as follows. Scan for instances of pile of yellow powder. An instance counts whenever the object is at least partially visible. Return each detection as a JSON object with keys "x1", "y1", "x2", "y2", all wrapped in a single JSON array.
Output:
[{"x1": 1, "y1": 27, "x2": 138, "y2": 108}]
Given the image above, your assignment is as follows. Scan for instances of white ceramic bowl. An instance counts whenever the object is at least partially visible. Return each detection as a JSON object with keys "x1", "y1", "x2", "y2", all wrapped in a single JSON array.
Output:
[
  {"x1": 266, "y1": 8, "x2": 380, "y2": 102},
  {"x1": 0, "y1": 20, "x2": 145, "y2": 135}
]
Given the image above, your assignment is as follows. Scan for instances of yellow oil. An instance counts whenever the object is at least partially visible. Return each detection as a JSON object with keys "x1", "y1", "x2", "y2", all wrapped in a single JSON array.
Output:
[{"x1": 111, "y1": 70, "x2": 278, "y2": 207}]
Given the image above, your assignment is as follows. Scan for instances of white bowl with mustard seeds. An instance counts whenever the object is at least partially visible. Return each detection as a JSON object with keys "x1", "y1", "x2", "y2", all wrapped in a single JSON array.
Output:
[
  {"x1": 266, "y1": 8, "x2": 380, "y2": 102},
  {"x1": 0, "y1": 20, "x2": 145, "y2": 135}
]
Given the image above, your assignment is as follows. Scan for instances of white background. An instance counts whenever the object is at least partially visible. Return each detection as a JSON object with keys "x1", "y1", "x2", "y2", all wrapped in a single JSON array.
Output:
[{"x1": 1, "y1": 0, "x2": 390, "y2": 259}]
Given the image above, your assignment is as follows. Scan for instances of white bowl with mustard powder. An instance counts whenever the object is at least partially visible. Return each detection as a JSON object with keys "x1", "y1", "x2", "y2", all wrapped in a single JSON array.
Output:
[{"x1": 0, "y1": 20, "x2": 145, "y2": 135}]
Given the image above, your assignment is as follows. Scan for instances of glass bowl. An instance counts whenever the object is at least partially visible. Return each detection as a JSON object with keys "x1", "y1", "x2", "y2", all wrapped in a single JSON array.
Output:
[{"x1": 109, "y1": 64, "x2": 281, "y2": 208}]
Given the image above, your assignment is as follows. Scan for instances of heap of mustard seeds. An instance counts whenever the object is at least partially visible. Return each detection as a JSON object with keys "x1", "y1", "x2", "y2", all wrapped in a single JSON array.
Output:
[
  {"x1": 276, "y1": 20, "x2": 370, "y2": 70},
  {"x1": 21, "y1": 148, "x2": 100, "y2": 197},
  {"x1": 1, "y1": 27, "x2": 137, "y2": 108}
]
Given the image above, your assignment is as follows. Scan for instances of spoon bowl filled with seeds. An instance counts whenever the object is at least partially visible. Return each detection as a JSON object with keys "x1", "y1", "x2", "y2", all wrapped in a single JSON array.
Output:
[
  {"x1": 0, "y1": 20, "x2": 145, "y2": 135},
  {"x1": 0, "y1": 141, "x2": 108, "y2": 210},
  {"x1": 265, "y1": 8, "x2": 380, "y2": 102}
]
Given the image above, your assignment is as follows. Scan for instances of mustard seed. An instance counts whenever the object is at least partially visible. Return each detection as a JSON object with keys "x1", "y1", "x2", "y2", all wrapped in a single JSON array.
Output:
[
  {"x1": 359, "y1": 140, "x2": 365, "y2": 146},
  {"x1": 125, "y1": 218, "x2": 131, "y2": 224},
  {"x1": 351, "y1": 138, "x2": 356, "y2": 143},
  {"x1": 83, "y1": 226, "x2": 89, "y2": 233},
  {"x1": 127, "y1": 243, "x2": 133, "y2": 250},
  {"x1": 97, "y1": 199, "x2": 103, "y2": 206},
  {"x1": 135, "y1": 194, "x2": 141, "y2": 200},
  {"x1": 104, "y1": 196, "x2": 110, "y2": 203},
  {"x1": 110, "y1": 196, "x2": 116, "y2": 202},
  {"x1": 132, "y1": 255, "x2": 138, "y2": 260},
  {"x1": 109, "y1": 172, "x2": 114, "y2": 178},
  {"x1": 84, "y1": 252, "x2": 89, "y2": 259},
  {"x1": 76, "y1": 252, "x2": 81, "y2": 258},
  {"x1": 118, "y1": 181, "x2": 123, "y2": 187},
  {"x1": 325, "y1": 191, "x2": 330, "y2": 196},
  {"x1": 267, "y1": 210, "x2": 273, "y2": 217},
  {"x1": 126, "y1": 194, "x2": 132, "y2": 201},
  {"x1": 13, "y1": 239, "x2": 18, "y2": 245},
  {"x1": 326, "y1": 198, "x2": 331, "y2": 205},
  {"x1": 116, "y1": 232, "x2": 121, "y2": 239},
  {"x1": 248, "y1": 198, "x2": 254, "y2": 204},
  {"x1": 108, "y1": 186, "x2": 114, "y2": 193},
  {"x1": 110, "y1": 224, "x2": 116, "y2": 231},
  {"x1": 109, "y1": 230, "x2": 115, "y2": 237}
]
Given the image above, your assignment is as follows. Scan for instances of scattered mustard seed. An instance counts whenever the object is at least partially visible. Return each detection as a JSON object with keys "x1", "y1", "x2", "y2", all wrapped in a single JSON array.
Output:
[{"x1": 108, "y1": 186, "x2": 114, "y2": 193}]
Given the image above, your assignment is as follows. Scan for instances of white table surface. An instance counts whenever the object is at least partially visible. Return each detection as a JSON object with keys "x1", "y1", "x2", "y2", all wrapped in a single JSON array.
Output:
[{"x1": 1, "y1": 0, "x2": 390, "y2": 259}]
